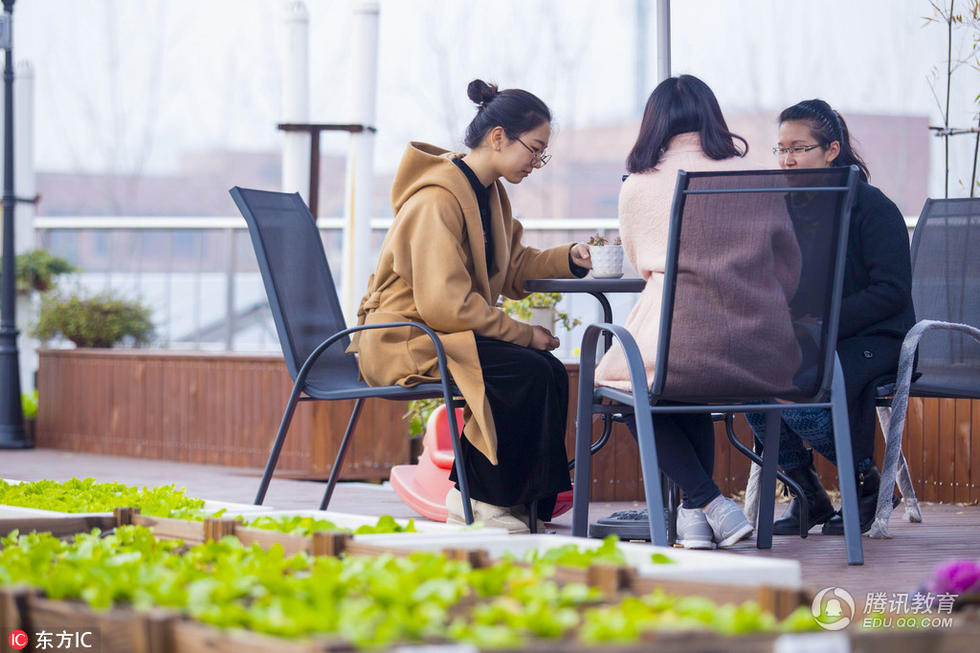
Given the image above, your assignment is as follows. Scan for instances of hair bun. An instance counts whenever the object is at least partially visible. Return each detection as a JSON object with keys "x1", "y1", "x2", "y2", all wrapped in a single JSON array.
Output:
[{"x1": 467, "y1": 79, "x2": 499, "y2": 106}]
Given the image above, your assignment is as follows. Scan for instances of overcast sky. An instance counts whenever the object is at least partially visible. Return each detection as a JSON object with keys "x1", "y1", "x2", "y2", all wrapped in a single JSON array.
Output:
[{"x1": 12, "y1": 0, "x2": 980, "y2": 198}]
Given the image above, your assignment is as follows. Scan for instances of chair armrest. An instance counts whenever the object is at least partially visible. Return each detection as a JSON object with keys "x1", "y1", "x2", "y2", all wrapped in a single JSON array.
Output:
[
  {"x1": 293, "y1": 321, "x2": 456, "y2": 397},
  {"x1": 891, "y1": 320, "x2": 980, "y2": 398},
  {"x1": 577, "y1": 322, "x2": 651, "y2": 406},
  {"x1": 885, "y1": 319, "x2": 980, "y2": 431},
  {"x1": 870, "y1": 319, "x2": 980, "y2": 537}
]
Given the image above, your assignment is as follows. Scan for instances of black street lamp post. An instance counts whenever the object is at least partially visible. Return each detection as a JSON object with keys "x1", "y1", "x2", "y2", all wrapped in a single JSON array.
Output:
[{"x1": 0, "y1": 0, "x2": 28, "y2": 449}]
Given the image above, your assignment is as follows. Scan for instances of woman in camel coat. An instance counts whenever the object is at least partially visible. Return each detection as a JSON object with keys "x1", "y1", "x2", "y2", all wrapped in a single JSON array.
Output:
[{"x1": 348, "y1": 80, "x2": 591, "y2": 532}]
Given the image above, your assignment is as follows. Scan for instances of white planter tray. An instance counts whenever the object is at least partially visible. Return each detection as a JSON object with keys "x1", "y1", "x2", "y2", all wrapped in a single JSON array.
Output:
[
  {"x1": 247, "y1": 509, "x2": 509, "y2": 536},
  {"x1": 360, "y1": 533, "x2": 802, "y2": 589}
]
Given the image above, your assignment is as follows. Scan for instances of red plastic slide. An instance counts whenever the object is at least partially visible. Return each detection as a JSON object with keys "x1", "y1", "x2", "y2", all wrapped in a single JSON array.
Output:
[{"x1": 389, "y1": 404, "x2": 572, "y2": 522}]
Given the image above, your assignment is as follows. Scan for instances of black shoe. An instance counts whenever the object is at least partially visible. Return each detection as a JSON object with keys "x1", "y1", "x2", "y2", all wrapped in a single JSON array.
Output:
[
  {"x1": 772, "y1": 457, "x2": 836, "y2": 536},
  {"x1": 821, "y1": 466, "x2": 900, "y2": 535}
]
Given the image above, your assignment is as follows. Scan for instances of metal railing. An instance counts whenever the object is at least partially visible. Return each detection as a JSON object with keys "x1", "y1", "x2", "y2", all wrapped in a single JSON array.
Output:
[
  {"x1": 31, "y1": 214, "x2": 918, "y2": 358},
  {"x1": 33, "y1": 216, "x2": 626, "y2": 359}
]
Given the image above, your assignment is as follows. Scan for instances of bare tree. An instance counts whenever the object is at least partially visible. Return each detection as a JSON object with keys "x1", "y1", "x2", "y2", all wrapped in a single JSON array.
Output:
[{"x1": 925, "y1": 0, "x2": 980, "y2": 197}]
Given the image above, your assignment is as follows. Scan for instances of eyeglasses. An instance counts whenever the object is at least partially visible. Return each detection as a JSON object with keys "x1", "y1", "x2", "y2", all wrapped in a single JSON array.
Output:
[
  {"x1": 772, "y1": 144, "x2": 823, "y2": 157},
  {"x1": 515, "y1": 137, "x2": 552, "y2": 167}
]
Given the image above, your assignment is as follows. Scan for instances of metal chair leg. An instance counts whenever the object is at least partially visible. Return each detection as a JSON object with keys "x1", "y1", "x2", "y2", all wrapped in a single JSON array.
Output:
[
  {"x1": 875, "y1": 404, "x2": 920, "y2": 523},
  {"x1": 633, "y1": 407, "x2": 668, "y2": 546},
  {"x1": 756, "y1": 409, "x2": 782, "y2": 549},
  {"x1": 527, "y1": 498, "x2": 540, "y2": 534},
  {"x1": 572, "y1": 401, "x2": 596, "y2": 537},
  {"x1": 444, "y1": 397, "x2": 474, "y2": 525},
  {"x1": 665, "y1": 475, "x2": 679, "y2": 545},
  {"x1": 568, "y1": 413, "x2": 615, "y2": 471},
  {"x1": 254, "y1": 382, "x2": 306, "y2": 505},
  {"x1": 319, "y1": 398, "x2": 365, "y2": 510},
  {"x1": 723, "y1": 413, "x2": 810, "y2": 538},
  {"x1": 831, "y1": 357, "x2": 864, "y2": 565}
]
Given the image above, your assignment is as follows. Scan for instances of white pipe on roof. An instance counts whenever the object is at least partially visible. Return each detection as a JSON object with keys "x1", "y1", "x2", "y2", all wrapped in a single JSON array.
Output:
[
  {"x1": 657, "y1": 0, "x2": 670, "y2": 83},
  {"x1": 281, "y1": 1, "x2": 310, "y2": 202},
  {"x1": 341, "y1": 1, "x2": 379, "y2": 324}
]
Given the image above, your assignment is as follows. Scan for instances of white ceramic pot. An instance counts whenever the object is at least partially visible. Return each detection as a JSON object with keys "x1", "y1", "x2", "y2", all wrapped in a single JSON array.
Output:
[
  {"x1": 589, "y1": 244, "x2": 624, "y2": 278},
  {"x1": 529, "y1": 306, "x2": 556, "y2": 330}
]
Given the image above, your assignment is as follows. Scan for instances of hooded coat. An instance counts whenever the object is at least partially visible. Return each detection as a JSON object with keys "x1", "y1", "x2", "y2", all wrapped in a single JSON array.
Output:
[{"x1": 347, "y1": 142, "x2": 580, "y2": 464}]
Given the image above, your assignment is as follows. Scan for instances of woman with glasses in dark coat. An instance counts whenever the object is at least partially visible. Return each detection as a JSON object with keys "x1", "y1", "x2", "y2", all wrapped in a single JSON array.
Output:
[{"x1": 746, "y1": 99, "x2": 916, "y2": 536}]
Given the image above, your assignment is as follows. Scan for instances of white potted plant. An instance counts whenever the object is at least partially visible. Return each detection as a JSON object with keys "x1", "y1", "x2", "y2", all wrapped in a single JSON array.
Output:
[
  {"x1": 502, "y1": 292, "x2": 581, "y2": 333},
  {"x1": 587, "y1": 233, "x2": 624, "y2": 278}
]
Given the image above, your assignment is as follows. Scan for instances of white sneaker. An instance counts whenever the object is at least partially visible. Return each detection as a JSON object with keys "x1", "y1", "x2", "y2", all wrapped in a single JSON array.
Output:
[
  {"x1": 445, "y1": 488, "x2": 529, "y2": 534},
  {"x1": 675, "y1": 506, "x2": 715, "y2": 549},
  {"x1": 703, "y1": 495, "x2": 753, "y2": 548}
]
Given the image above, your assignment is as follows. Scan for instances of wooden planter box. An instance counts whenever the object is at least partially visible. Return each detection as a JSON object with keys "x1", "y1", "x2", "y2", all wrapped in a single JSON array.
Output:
[
  {"x1": 26, "y1": 595, "x2": 177, "y2": 653},
  {"x1": 172, "y1": 620, "x2": 353, "y2": 653},
  {"x1": 6, "y1": 587, "x2": 980, "y2": 653},
  {"x1": 35, "y1": 349, "x2": 980, "y2": 502},
  {"x1": 2, "y1": 511, "x2": 977, "y2": 653},
  {"x1": 31, "y1": 349, "x2": 678, "y2": 500},
  {"x1": 36, "y1": 349, "x2": 410, "y2": 481}
]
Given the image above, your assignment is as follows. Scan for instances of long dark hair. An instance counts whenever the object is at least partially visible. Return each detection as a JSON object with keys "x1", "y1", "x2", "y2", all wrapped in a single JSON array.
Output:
[
  {"x1": 463, "y1": 79, "x2": 551, "y2": 148},
  {"x1": 626, "y1": 74, "x2": 747, "y2": 173},
  {"x1": 779, "y1": 99, "x2": 870, "y2": 182}
]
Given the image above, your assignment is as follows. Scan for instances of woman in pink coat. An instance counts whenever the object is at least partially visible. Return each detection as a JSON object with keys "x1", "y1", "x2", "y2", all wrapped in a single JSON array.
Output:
[{"x1": 595, "y1": 75, "x2": 799, "y2": 548}]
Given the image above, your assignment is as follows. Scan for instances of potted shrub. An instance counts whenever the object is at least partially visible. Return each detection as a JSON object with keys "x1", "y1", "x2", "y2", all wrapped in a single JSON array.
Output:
[
  {"x1": 587, "y1": 233, "x2": 624, "y2": 278},
  {"x1": 32, "y1": 289, "x2": 155, "y2": 348},
  {"x1": 14, "y1": 249, "x2": 76, "y2": 295},
  {"x1": 502, "y1": 292, "x2": 581, "y2": 333}
]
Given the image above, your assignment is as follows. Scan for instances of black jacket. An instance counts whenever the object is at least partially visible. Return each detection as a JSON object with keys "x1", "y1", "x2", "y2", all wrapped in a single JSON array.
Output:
[{"x1": 838, "y1": 181, "x2": 916, "y2": 341}]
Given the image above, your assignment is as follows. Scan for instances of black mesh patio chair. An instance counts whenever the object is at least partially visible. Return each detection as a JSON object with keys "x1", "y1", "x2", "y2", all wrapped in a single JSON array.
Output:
[
  {"x1": 868, "y1": 197, "x2": 980, "y2": 537},
  {"x1": 229, "y1": 187, "x2": 474, "y2": 522},
  {"x1": 572, "y1": 167, "x2": 868, "y2": 565}
]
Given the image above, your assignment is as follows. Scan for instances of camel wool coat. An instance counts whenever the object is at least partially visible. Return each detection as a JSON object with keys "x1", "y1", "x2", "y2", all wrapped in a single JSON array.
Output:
[{"x1": 347, "y1": 142, "x2": 579, "y2": 464}]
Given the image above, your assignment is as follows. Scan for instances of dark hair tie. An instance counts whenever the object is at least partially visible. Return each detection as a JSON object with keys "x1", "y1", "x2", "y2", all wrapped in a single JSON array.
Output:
[{"x1": 463, "y1": 80, "x2": 551, "y2": 149}]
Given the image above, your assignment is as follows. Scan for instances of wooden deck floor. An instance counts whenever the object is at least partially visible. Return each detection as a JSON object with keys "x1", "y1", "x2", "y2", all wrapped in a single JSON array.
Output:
[{"x1": 2, "y1": 448, "x2": 978, "y2": 602}]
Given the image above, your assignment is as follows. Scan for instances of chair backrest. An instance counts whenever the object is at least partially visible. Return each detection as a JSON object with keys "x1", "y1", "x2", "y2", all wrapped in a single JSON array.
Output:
[
  {"x1": 908, "y1": 197, "x2": 980, "y2": 396},
  {"x1": 229, "y1": 187, "x2": 361, "y2": 391},
  {"x1": 652, "y1": 167, "x2": 858, "y2": 403}
]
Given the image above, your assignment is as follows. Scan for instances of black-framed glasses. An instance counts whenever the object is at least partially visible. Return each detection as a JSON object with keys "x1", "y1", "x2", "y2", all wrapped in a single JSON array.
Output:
[
  {"x1": 515, "y1": 137, "x2": 552, "y2": 167},
  {"x1": 772, "y1": 144, "x2": 823, "y2": 157}
]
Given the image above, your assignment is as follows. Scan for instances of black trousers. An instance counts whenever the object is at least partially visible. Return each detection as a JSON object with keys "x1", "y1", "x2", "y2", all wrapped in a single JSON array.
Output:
[
  {"x1": 625, "y1": 412, "x2": 720, "y2": 509},
  {"x1": 838, "y1": 334, "x2": 904, "y2": 466},
  {"x1": 449, "y1": 336, "x2": 572, "y2": 520}
]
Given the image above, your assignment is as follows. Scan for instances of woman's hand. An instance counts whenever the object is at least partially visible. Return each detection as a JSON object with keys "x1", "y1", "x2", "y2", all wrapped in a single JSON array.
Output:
[
  {"x1": 530, "y1": 325, "x2": 560, "y2": 351},
  {"x1": 570, "y1": 243, "x2": 592, "y2": 269}
]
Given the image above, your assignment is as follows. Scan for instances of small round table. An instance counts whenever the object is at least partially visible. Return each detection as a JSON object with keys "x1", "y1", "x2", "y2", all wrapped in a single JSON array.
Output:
[
  {"x1": 526, "y1": 276, "x2": 654, "y2": 539},
  {"x1": 524, "y1": 277, "x2": 645, "y2": 350}
]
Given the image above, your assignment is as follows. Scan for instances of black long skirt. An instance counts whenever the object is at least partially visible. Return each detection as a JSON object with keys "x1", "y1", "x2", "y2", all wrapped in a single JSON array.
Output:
[{"x1": 449, "y1": 336, "x2": 572, "y2": 521}]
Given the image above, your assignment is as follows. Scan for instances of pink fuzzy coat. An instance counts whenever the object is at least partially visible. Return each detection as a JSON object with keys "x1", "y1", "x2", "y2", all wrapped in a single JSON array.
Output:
[{"x1": 594, "y1": 132, "x2": 802, "y2": 397}]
